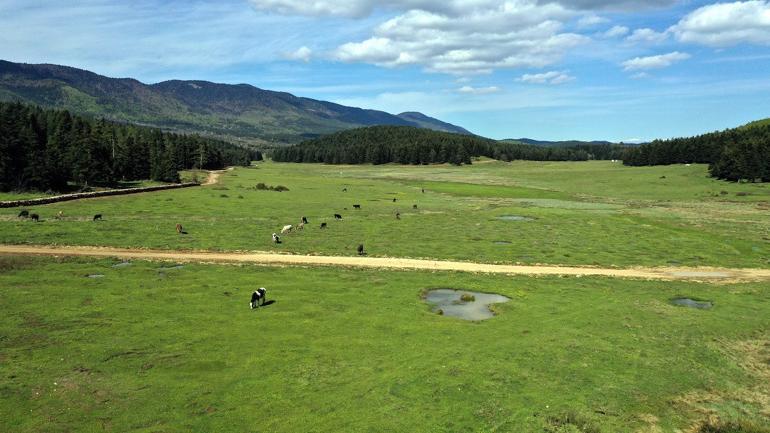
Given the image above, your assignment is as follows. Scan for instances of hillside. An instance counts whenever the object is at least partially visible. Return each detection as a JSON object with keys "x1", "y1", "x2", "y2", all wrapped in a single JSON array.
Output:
[
  {"x1": 501, "y1": 138, "x2": 618, "y2": 147},
  {"x1": 272, "y1": 125, "x2": 628, "y2": 164},
  {"x1": 0, "y1": 60, "x2": 470, "y2": 146}
]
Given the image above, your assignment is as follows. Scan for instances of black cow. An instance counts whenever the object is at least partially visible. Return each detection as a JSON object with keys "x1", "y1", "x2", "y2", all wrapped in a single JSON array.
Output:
[
  {"x1": 392, "y1": 198, "x2": 397, "y2": 202},
  {"x1": 250, "y1": 288, "x2": 267, "y2": 309},
  {"x1": 413, "y1": 204, "x2": 418, "y2": 209},
  {"x1": 18, "y1": 210, "x2": 29, "y2": 218},
  {"x1": 395, "y1": 212, "x2": 400, "y2": 220},
  {"x1": 320, "y1": 222, "x2": 327, "y2": 229},
  {"x1": 30, "y1": 213, "x2": 39, "y2": 222},
  {"x1": 353, "y1": 204, "x2": 361, "y2": 209},
  {"x1": 301, "y1": 216, "x2": 308, "y2": 224},
  {"x1": 357, "y1": 244, "x2": 365, "y2": 255},
  {"x1": 342, "y1": 188, "x2": 347, "y2": 192},
  {"x1": 93, "y1": 214, "x2": 103, "y2": 221},
  {"x1": 334, "y1": 214, "x2": 342, "y2": 220}
]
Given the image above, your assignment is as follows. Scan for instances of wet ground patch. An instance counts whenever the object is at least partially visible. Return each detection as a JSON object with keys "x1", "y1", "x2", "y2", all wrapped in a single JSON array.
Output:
[
  {"x1": 670, "y1": 297, "x2": 713, "y2": 309},
  {"x1": 423, "y1": 289, "x2": 509, "y2": 321}
]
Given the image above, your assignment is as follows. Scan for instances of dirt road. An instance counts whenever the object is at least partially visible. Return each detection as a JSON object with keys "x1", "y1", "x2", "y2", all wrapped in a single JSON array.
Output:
[
  {"x1": 1, "y1": 244, "x2": 768, "y2": 282},
  {"x1": 202, "y1": 167, "x2": 234, "y2": 185}
]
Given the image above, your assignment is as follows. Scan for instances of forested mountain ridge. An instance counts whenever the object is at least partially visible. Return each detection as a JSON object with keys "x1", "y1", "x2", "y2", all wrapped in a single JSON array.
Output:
[
  {"x1": 502, "y1": 138, "x2": 619, "y2": 147},
  {"x1": 623, "y1": 121, "x2": 769, "y2": 181},
  {"x1": 271, "y1": 125, "x2": 628, "y2": 165},
  {"x1": 0, "y1": 101, "x2": 254, "y2": 192},
  {"x1": 0, "y1": 60, "x2": 470, "y2": 145}
]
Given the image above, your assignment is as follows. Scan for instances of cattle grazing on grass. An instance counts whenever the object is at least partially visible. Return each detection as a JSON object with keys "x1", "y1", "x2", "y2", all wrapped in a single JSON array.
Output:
[
  {"x1": 422, "y1": 188, "x2": 425, "y2": 193},
  {"x1": 342, "y1": 188, "x2": 347, "y2": 192},
  {"x1": 301, "y1": 216, "x2": 308, "y2": 224},
  {"x1": 357, "y1": 244, "x2": 365, "y2": 255},
  {"x1": 297, "y1": 222, "x2": 304, "y2": 231},
  {"x1": 395, "y1": 212, "x2": 400, "y2": 220},
  {"x1": 176, "y1": 224, "x2": 186, "y2": 234},
  {"x1": 250, "y1": 287, "x2": 267, "y2": 309},
  {"x1": 320, "y1": 222, "x2": 327, "y2": 229},
  {"x1": 392, "y1": 198, "x2": 397, "y2": 202},
  {"x1": 334, "y1": 214, "x2": 342, "y2": 220},
  {"x1": 93, "y1": 214, "x2": 102, "y2": 221},
  {"x1": 272, "y1": 233, "x2": 281, "y2": 243},
  {"x1": 281, "y1": 224, "x2": 293, "y2": 234},
  {"x1": 18, "y1": 210, "x2": 29, "y2": 218},
  {"x1": 413, "y1": 204, "x2": 417, "y2": 209},
  {"x1": 353, "y1": 204, "x2": 361, "y2": 209},
  {"x1": 30, "y1": 213, "x2": 39, "y2": 222}
]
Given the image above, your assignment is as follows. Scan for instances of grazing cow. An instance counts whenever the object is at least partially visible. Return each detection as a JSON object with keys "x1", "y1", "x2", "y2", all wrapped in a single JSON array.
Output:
[
  {"x1": 18, "y1": 210, "x2": 29, "y2": 218},
  {"x1": 342, "y1": 188, "x2": 347, "y2": 192},
  {"x1": 357, "y1": 244, "x2": 365, "y2": 256},
  {"x1": 413, "y1": 204, "x2": 418, "y2": 209},
  {"x1": 250, "y1": 287, "x2": 267, "y2": 309},
  {"x1": 93, "y1": 214, "x2": 102, "y2": 221},
  {"x1": 281, "y1": 224, "x2": 293, "y2": 234},
  {"x1": 353, "y1": 204, "x2": 361, "y2": 209},
  {"x1": 422, "y1": 188, "x2": 425, "y2": 193},
  {"x1": 334, "y1": 214, "x2": 342, "y2": 220},
  {"x1": 392, "y1": 198, "x2": 397, "y2": 203},
  {"x1": 176, "y1": 223, "x2": 184, "y2": 234},
  {"x1": 301, "y1": 216, "x2": 308, "y2": 224},
  {"x1": 320, "y1": 222, "x2": 327, "y2": 229},
  {"x1": 395, "y1": 212, "x2": 400, "y2": 220},
  {"x1": 297, "y1": 222, "x2": 305, "y2": 231},
  {"x1": 272, "y1": 233, "x2": 281, "y2": 243},
  {"x1": 30, "y1": 213, "x2": 39, "y2": 222}
]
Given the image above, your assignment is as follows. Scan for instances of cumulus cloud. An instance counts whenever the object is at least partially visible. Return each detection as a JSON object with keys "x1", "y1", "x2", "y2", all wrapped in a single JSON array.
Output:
[
  {"x1": 625, "y1": 28, "x2": 668, "y2": 44},
  {"x1": 334, "y1": 2, "x2": 587, "y2": 74},
  {"x1": 577, "y1": 14, "x2": 609, "y2": 27},
  {"x1": 457, "y1": 85, "x2": 501, "y2": 94},
  {"x1": 537, "y1": 0, "x2": 678, "y2": 11},
  {"x1": 603, "y1": 25, "x2": 629, "y2": 37},
  {"x1": 285, "y1": 46, "x2": 312, "y2": 62},
  {"x1": 621, "y1": 51, "x2": 690, "y2": 70},
  {"x1": 669, "y1": 0, "x2": 770, "y2": 47},
  {"x1": 518, "y1": 70, "x2": 575, "y2": 84}
]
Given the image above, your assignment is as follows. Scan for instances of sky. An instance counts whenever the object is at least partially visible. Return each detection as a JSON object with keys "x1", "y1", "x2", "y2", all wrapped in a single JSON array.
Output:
[{"x1": 1, "y1": 0, "x2": 770, "y2": 141}]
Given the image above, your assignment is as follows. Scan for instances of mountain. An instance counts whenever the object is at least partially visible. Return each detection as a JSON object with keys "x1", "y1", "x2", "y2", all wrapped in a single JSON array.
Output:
[
  {"x1": 501, "y1": 138, "x2": 618, "y2": 147},
  {"x1": 0, "y1": 60, "x2": 470, "y2": 146}
]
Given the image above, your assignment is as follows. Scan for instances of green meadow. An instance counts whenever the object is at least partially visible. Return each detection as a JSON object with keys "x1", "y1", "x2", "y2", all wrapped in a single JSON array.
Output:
[
  {"x1": 0, "y1": 160, "x2": 767, "y2": 268},
  {"x1": 0, "y1": 256, "x2": 768, "y2": 433}
]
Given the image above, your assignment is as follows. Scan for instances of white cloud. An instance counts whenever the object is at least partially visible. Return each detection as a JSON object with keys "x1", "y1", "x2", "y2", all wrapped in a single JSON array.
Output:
[
  {"x1": 602, "y1": 25, "x2": 629, "y2": 37},
  {"x1": 518, "y1": 70, "x2": 575, "y2": 84},
  {"x1": 285, "y1": 46, "x2": 312, "y2": 62},
  {"x1": 670, "y1": 0, "x2": 770, "y2": 47},
  {"x1": 577, "y1": 14, "x2": 609, "y2": 27},
  {"x1": 625, "y1": 28, "x2": 668, "y2": 44},
  {"x1": 457, "y1": 85, "x2": 502, "y2": 94},
  {"x1": 621, "y1": 51, "x2": 690, "y2": 70},
  {"x1": 334, "y1": 2, "x2": 588, "y2": 74}
]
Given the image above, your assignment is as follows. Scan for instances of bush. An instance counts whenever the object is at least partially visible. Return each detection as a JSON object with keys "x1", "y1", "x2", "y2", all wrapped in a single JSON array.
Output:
[{"x1": 460, "y1": 293, "x2": 475, "y2": 302}]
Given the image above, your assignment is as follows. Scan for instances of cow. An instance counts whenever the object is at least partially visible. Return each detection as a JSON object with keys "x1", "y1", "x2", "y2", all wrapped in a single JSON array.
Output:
[
  {"x1": 342, "y1": 188, "x2": 347, "y2": 192},
  {"x1": 395, "y1": 212, "x2": 400, "y2": 220},
  {"x1": 30, "y1": 213, "x2": 39, "y2": 222},
  {"x1": 281, "y1": 225, "x2": 293, "y2": 234},
  {"x1": 353, "y1": 204, "x2": 361, "y2": 209},
  {"x1": 297, "y1": 222, "x2": 304, "y2": 231},
  {"x1": 357, "y1": 244, "x2": 365, "y2": 256},
  {"x1": 93, "y1": 214, "x2": 102, "y2": 221},
  {"x1": 320, "y1": 222, "x2": 327, "y2": 229},
  {"x1": 334, "y1": 214, "x2": 342, "y2": 220},
  {"x1": 18, "y1": 210, "x2": 29, "y2": 218},
  {"x1": 301, "y1": 216, "x2": 308, "y2": 224},
  {"x1": 250, "y1": 287, "x2": 267, "y2": 309},
  {"x1": 272, "y1": 233, "x2": 281, "y2": 243},
  {"x1": 421, "y1": 188, "x2": 425, "y2": 193},
  {"x1": 413, "y1": 204, "x2": 418, "y2": 209},
  {"x1": 392, "y1": 198, "x2": 397, "y2": 203},
  {"x1": 176, "y1": 223, "x2": 186, "y2": 234}
]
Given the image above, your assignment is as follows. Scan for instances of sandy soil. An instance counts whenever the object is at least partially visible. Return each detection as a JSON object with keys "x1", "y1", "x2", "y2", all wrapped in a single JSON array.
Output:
[
  {"x1": 1, "y1": 244, "x2": 768, "y2": 282},
  {"x1": 202, "y1": 167, "x2": 234, "y2": 186}
]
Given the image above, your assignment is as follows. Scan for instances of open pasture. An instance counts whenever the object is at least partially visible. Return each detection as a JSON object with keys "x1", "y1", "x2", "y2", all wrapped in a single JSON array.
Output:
[
  {"x1": 0, "y1": 161, "x2": 766, "y2": 269},
  {"x1": 0, "y1": 256, "x2": 768, "y2": 432}
]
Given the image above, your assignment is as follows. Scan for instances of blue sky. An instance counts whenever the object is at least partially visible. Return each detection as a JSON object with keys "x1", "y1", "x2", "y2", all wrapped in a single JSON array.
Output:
[{"x1": 1, "y1": 0, "x2": 770, "y2": 141}]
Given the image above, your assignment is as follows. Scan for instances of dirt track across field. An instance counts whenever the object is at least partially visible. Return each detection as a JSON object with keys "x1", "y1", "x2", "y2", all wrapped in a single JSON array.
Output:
[{"x1": 1, "y1": 244, "x2": 769, "y2": 282}]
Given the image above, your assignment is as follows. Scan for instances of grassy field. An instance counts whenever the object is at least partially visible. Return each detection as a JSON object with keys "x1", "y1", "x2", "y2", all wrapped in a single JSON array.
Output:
[
  {"x1": 0, "y1": 160, "x2": 767, "y2": 268},
  {"x1": 0, "y1": 256, "x2": 768, "y2": 432}
]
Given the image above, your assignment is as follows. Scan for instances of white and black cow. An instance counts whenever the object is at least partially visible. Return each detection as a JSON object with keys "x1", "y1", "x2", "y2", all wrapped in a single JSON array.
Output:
[{"x1": 250, "y1": 287, "x2": 267, "y2": 309}]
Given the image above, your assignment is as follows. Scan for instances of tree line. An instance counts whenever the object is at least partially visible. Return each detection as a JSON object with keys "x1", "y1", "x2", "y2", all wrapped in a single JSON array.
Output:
[
  {"x1": 271, "y1": 126, "x2": 629, "y2": 165},
  {"x1": 623, "y1": 123, "x2": 770, "y2": 182},
  {"x1": 0, "y1": 101, "x2": 258, "y2": 192}
]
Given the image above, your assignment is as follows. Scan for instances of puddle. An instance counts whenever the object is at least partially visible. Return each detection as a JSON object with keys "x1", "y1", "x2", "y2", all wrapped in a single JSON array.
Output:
[
  {"x1": 497, "y1": 215, "x2": 534, "y2": 221},
  {"x1": 112, "y1": 262, "x2": 132, "y2": 268},
  {"x1": 424, "y1": 289, "x2": 510, "y2": 321},
  {"x1": 158, "y1": 264, "x2": 185, "y2": 270},
  {"x1": 87, "y1": 274, "x2": 105, "y2": 278},
  {"x1": 493, "y1": 241, "x2": 511, "y2": 245},
  {"x1": 670, "y1": 298, "x2": 713, "y2": 309}
]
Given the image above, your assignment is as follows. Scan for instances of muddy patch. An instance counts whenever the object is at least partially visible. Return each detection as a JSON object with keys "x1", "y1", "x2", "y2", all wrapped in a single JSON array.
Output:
[
  {"x1": 670, "y1": 297, "x2": 713, "y2": 309},
  {"x1": 424, "y1": 289, "x2": 510, "y2": 321},
  {"x1": 497, "y1": 215, "x2": 534, "y2": 222}
]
